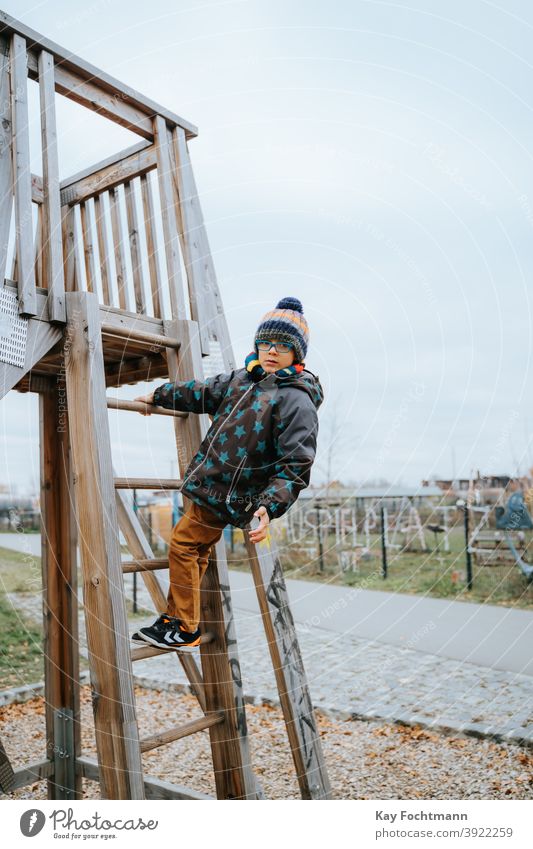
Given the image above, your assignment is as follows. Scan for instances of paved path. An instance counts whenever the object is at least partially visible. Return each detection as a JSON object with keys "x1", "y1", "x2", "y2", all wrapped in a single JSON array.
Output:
[
  {"x1": 2, "y1": 532, "x2": 532, "y2": 744},
  {"x1": 4, "y1": 572, "x2": 533, "y2": 746}
]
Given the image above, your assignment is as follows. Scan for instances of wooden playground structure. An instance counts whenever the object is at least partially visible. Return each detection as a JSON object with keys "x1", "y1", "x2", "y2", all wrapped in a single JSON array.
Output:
[{"x1": 0, "y1": 12, "x2": 331, "y2": 799}]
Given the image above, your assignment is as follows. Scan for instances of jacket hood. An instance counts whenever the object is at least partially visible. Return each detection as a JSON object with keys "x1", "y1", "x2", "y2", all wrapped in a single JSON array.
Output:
[{"x1": 274, "y1": 368, "x2": 324, "y2": 410}]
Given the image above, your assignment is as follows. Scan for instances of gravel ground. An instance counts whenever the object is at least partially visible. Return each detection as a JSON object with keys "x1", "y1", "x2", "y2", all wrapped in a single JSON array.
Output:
[{"x1": 1, "y1": 685, "x2": 532, "y2": 800}]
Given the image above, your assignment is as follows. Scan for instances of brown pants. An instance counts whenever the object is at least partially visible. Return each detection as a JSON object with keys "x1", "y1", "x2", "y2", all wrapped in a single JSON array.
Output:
[{"x1": 165, "y1": 500, "x2": 227, "y2": 632}]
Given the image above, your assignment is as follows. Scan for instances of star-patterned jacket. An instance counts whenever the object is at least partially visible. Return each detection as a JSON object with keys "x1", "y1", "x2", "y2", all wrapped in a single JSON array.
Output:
[{"x1": 152, "y1": 366, "x2": 324, "y2": 528}]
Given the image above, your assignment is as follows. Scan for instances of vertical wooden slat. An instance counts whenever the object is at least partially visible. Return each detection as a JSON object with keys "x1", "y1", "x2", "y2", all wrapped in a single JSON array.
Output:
[
  {"x1": 0, "y1": 36, "x2": 13, "y2": 285},
  {"x1": 10, "y1": 33, "x2": 36, "y2": 316},
  {"x1": 170, "y1": 126, "x2": 210, "y2": 355},
  {"x1": 61, "y1": 205, "x2": 77, "y2": 292},
  {"x1": 109, "y1": 187, "x2": 129, "y2": 310},
  {"x1": 34, "y1": 204, "x2": 43, "y2": 288},
  {"x1": 38, "y1": 48, "x2": 66, "y2": 323},
  {"x1": 164, "y1": 318, "x2": 258, "y2": 800},
  {"x1": 124, "y1": 179, "x2": 146, "y2": 313},
  {"x1": 64, "y1": 290, "x2": 145, "y2": 800},
  {"x1": 153, "y1": 115, "x2": 186, "y2": 319},
  {"x1": 80, "y1": 201, "x2": 97, "y2": 293},
  {"x1": 94, "y1": 194, "x2": 112, "y2": 305},
  {"x1": 40, "y1": 379, "x2": 82, "y2": 799},
  {"x1": 140, "y1": 173, "x2": 162, "y2": 318}
]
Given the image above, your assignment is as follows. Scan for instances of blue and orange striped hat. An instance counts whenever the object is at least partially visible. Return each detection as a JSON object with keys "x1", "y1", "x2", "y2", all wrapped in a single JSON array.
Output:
[{"x1": 254, "y1": 296, "x2": 309, "y2": 363}]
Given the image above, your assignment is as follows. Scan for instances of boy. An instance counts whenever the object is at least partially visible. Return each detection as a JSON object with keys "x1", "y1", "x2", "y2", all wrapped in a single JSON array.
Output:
[{"x1": 132, "y1": 296, "x2": 323, "y2": 651}]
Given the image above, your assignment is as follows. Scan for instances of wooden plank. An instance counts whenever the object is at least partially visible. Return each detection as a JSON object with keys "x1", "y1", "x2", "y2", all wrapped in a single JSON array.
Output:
[
  {"x1": 93, "y1": 195, "x2": 112, "y2": 304},
  {"x1": 170, "y1": 127, "x2": 210, "y2": 355},
  {"x1": 124, "y1": 180, "x2": 146, "y2": 313},
  {"x1": 0, "y1": 36, "x2": 13, "y2": 285},
  {"x1": 0, "y1": 11, "x2": 199, "y2": 137},
  {"x1": 38, "y1": 49, "x2": 66, "y2": 323},
  {"x1": 61, "y1": 206, "x2": 77, "y2": 292},
  {"x1": 139, "y1": 712, "x2": 225, "y2": 753},
  {"x1": 77, "y1": 757, "x2": 213, "y2": 800},
  {"x1": 171, "y1": 126, "x2": 233, "y2": 361},
  {"x1": 79, "y1": 202, "x2": 97, "y2": 293},
  {"x1": 153, "y1": 115, "x2": 186, "y2": 319},
  {"x1": 114, "y1": 488, "x2": 208, "y2": 713},
  {"x1": 39, "y1": 378, "x2": 82, "y2": 800},
  {"x1": 109, "y1": 188, "x2": 130, "y2": 311},
  {"x1": 10, "y1": 33, "x2": 36, "y2": 316},
  {"x1": 11, "y1": 759, "x2": 54, "y2": 790},
  {"x1": 64, "y1": 291, "x2": 145, "y2": 799},
  {"x1": 244, "y1": 535, "x2": 331, "y2": 799},
  {"x1": 164, "y1": 318, "x2": 258, "y2": 800},
  {"x1": 140, "y1": 173, "x2": 163, "y2": 318},
  {"x1": 61, "y1": 143, "x2": 157, "y2": 207}
]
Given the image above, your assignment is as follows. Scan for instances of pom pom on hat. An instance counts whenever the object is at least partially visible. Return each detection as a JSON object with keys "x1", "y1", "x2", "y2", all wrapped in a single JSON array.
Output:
[{"x1": 254, "y1": 296, "x2": 309, "y2": 363}]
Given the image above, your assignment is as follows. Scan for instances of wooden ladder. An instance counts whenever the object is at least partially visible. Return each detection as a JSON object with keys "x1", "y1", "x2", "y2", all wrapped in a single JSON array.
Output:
[{"x1": 61, "y1": 291, "x2": 331, "y2": 800}]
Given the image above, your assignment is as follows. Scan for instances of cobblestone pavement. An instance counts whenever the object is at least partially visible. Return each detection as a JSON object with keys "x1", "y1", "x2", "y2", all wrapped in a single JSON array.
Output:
[{"x1": 6, "y1": 573, "x2": 533, "y2": 747}]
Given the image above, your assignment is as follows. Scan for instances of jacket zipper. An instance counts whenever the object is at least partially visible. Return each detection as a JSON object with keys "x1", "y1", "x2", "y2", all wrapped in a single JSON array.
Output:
[
  {"x1": 225, "y1": 455, "x2": 247, "y2": 506},
  {"x1": 180, "y1": 379, "x2": 258, "y2": 491}
]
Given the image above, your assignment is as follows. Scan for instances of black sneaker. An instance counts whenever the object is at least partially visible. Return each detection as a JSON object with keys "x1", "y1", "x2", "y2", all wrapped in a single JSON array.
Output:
[{"x1": 134, "y1": 614, "x2": 201, "y2": 652}]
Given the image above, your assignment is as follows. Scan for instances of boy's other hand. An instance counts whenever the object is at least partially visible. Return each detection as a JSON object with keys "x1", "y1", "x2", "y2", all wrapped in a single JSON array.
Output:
[
  {"x1": 248, "y1": 506, "x2": 270, "y2": 543},
  {"x1": 134, "y1": 391, "x2": 156, "y2": 415}
]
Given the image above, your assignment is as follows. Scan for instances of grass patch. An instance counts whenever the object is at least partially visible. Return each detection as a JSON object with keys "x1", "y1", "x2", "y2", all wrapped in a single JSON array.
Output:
[
  {"x1": 0, "y1": 545, "x2": 42, "y2": 594},
  {"x1": 227, "y1": 526, "x2": 533, "y2": 609},
  {"x1": 0, "y1": 593, "x2": 44, "y2": 690}
]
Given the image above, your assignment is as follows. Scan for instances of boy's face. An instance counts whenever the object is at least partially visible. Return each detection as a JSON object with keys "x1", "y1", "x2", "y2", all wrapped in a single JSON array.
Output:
[{"x1": 257, "y1": 338, "x2": 296, "y2": 372}]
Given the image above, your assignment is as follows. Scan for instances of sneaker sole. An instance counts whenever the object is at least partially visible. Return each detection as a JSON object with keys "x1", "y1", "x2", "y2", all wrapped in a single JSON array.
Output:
[{"x1": 135, "y1": 631, "x2": 201, "y2": 652}]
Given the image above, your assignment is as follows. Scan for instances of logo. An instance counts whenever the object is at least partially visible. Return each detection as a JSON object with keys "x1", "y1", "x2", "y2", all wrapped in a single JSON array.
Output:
[{"x1": 20, "y1": 809, "x2": 46, "y2": 837}]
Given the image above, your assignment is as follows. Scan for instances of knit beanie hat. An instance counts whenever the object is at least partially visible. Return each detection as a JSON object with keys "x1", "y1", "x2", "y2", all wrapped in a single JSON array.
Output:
[{"x1": 254, "y1": 297, "x2": 309, "y2": 363}]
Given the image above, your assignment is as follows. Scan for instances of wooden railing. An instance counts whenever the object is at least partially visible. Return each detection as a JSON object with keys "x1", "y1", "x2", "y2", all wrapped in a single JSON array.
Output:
[{"x1": 0, "y1": 12, "x2": 225, "y2": 358}]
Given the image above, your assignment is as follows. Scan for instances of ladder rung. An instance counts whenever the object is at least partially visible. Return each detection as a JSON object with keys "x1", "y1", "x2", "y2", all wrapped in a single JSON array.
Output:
[
  {"x1": 123, "y1": 557, "x2": 169, "y2": 574},
  {"x1": 139, "y1": 711, "x2": 226, "y2": 753},
  {"x1": 130, "y1": 632, "x2": 215, "y2": 660},
  {"x1": 101, "y1": 322, "x2": 180, "y2": 349},
  {"x1": 107, "y1": 396, "x2": 188, "y2": 418},
  {"x1": 114, "y1": 477, "x2": 183, "y2": 490}
]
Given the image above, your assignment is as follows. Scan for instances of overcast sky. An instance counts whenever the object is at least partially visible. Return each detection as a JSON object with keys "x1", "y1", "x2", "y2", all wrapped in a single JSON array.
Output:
[{"x1": 1, "y1": 0, "x2": 533, "y2": 493}]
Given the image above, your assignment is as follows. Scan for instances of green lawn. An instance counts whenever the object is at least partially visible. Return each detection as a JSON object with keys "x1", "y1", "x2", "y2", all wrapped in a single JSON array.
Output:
[
  {"x1": 227, "y1": 526, "x2": 533, "y2": 609},
  {"x1": 0, "y1": 592, "x2": 44, "y2": 690}
]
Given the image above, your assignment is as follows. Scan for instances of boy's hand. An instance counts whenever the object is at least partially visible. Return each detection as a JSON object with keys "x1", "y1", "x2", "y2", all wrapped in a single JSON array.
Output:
[
  {"x1": 134, "y1": 391, "x2": 156, "y2": 415},
  {"x1": 248, "y1": 506, "x2": 270, "y2": 543}
]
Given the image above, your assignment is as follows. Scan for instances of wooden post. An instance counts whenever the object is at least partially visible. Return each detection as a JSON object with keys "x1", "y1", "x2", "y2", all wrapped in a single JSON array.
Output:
[
  {"x1": 39, "y1": 378, "x2": 82, "y2": 799},
  {"x1": 9, "y1": 33, "x2": 36, "y2": 316},
  {"x1": 164, "y1": 317, "x2": 259, "y2": 800},
  {"x1": 171, "y1": 126, "x2": 233, "y2": 358},
  {"x1": 153, "y1": 115, "x2": 186, "y2": 319},
  {"x1": 244, "y1": 534, "x2": 332, "y2": 799},
  {"x1": 38, "y1": 49, "x2": 66, "y2": 323},
  {"x1": 170, "y1": 126, "x2": 210, "y2": 355},
  {"x1": 0, "y1": 36, "x2": 13, "y2": 286},
  {"x1": 64, "y1": 290, "x2": 145, "y2": 799}
]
